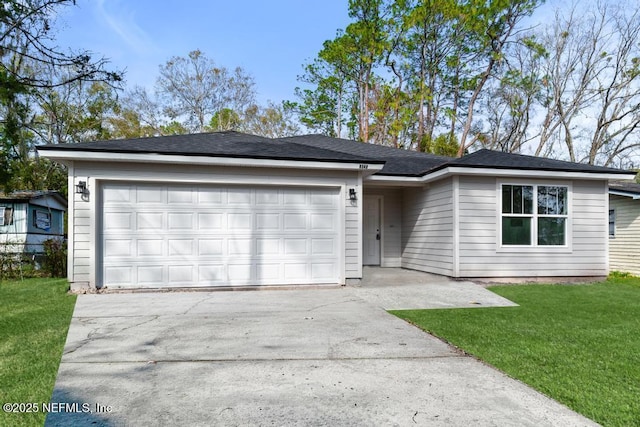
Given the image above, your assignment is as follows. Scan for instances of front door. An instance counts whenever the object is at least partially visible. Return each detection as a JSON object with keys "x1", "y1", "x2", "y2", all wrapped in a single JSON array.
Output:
[{"x1": 363, "y1": 196, "x2": 381, "y2": 265}]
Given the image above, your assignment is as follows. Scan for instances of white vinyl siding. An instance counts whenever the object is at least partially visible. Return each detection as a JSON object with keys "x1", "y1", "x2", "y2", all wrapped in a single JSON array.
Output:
[
  {"x1": 401, "y1": 178, "x2": 454, "y2": 276},
  {"x1": 458, "y1": 176, "x2": 608, "y2": 277},
  {"x1": 69, "y1": 161, "x2": 359, "y2": 289},
  {"x1": 609, "y1": 195, "x2": 640, "y2": 275}
]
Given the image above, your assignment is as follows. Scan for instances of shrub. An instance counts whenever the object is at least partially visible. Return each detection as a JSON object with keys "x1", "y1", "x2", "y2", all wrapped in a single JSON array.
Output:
[
  {"x1": 609, "y1": 270, "x2": 637, "y2": 279},
  {"x1": 42, "y1": 238, "x2": 67, "y2": 278}
]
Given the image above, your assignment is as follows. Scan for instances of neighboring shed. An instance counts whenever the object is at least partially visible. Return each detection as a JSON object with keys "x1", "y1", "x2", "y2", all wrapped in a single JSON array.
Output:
[
  {"x1": 0, "y1": 191, "x2": 67, "y2": 255},
  {"x1": 608, "y1": 181, "x2": 640, "y2": 275}
]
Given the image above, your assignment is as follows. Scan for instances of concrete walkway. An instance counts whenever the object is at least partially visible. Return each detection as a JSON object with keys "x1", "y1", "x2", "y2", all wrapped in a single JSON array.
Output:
[{"x1": 46, "y1": 271, "x2": 595, "y2": 426}]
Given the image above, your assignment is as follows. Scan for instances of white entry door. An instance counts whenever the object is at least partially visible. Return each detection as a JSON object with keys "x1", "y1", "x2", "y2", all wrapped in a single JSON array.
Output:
[
  {"x1": 363, "y1": 196, "x2": 381, "y2": 265},
  {"x1": 101, "y1": 183, "x2": 341, "y2": 288}
]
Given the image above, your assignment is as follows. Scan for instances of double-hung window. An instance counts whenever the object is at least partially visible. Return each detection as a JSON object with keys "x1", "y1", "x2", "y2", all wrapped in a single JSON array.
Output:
[{"x1": 501, "y1": 184, "x2": 569, "y2": 247}]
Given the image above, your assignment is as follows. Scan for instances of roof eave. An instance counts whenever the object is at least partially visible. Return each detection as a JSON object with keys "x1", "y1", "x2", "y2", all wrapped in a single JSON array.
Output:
[
  {"x1": 609, "y1": 189, "x2": 640, "y2": 199},
  {"x1": 423, "y1": 166, "x2": 635, "y2": 182},
  {"x1": 38, "y1": 149, "x2": 385, "y2": 173},
  {"x1": 368, "y1": 166, "x2": 635, "y2": 185}
]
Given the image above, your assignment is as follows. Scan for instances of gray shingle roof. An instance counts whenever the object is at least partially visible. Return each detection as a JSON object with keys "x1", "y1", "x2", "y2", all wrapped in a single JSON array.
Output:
[
  {"x1": 37, "y1": 132, "x2": 633, "y2": 177},
  {"x1": 609, "y1": 181, "x2": 640, "y2": 195},
  {"x1": 0, "y1": 191, "x2": 67, "y2": 206},
  {"x1": 37, "y1": 131, "x2": 384, "y2": 165},
  {"x1": 443, "y1": 149, "x2": 632, "y2": 175},
  {"x1": 281, "y1": 134, "x2": 452, "y2": 176}
]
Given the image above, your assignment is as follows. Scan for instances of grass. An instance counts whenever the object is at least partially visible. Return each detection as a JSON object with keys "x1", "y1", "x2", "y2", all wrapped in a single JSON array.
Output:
[
  {"x1": 0, "y1": 278, "x2": 76, "y2": 427},
  {"x1": 390, "y1": 276, "x2": 640, "y2": 427}
]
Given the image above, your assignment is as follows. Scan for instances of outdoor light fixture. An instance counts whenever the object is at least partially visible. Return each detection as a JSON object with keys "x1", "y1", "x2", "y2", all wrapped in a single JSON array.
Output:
[
  {"x1": 349, "y1": 188, "x2": 357, "y2": 201},
  {"x1": 75, "y1": 181, "x2": 87, "y2": 194}
]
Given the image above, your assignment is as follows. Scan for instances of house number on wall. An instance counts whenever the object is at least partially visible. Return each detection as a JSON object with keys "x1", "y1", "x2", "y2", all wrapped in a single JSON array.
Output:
[{"x1": 359, "y1": 164, "x2": 369, "y2": 169}]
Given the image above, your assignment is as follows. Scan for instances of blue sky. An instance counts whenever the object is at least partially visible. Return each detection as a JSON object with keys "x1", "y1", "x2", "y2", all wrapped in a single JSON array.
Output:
[{"x1": 53, "y1": 0, "x2": 353, "y2": 104}]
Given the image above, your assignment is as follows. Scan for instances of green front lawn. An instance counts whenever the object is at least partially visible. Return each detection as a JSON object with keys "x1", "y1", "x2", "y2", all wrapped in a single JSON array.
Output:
[
  {"x1": 391, "y1": 277, "x2": 640, "y2": 427},
  {"x1": 0, "y1": 278, "x2": 76, "y2": 427}
]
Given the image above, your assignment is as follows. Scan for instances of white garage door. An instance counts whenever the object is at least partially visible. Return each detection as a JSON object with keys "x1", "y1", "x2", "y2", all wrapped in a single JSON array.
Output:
[{"x1": 101, "y1": 183, "x2": 341, "y2": 288}]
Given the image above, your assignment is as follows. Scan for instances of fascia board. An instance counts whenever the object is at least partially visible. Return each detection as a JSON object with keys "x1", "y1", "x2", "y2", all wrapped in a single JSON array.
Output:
[
  {"x1": 423, "y1": 166, "x2": 636, "y2": 182},
  {"x1": 39, "y1": 150, "x2": 384, "y2": 173},
  {"x1": 609, "y1": 190, "x2": 640, "y2": 200}
]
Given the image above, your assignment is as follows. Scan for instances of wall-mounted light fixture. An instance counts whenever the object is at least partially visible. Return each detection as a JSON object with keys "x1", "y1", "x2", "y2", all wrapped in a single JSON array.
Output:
[
  {"x1": 349, "y1": 188, "x2": 357, "y2": 201},
  {"x1": 75, "y1": 181, "x2": 87, "y2": 195}
]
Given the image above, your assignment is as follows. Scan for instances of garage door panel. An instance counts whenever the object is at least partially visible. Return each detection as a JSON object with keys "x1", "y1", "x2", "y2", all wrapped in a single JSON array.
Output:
[
  {"x1": 198, "y1": 265, "x2": 226, "y2": 283},
  {"x1": 228, "y1": 238, "x2": 253, "y2": 256},
  {"x1": 137, "y1": 212, "x2": 163, "y2": 230},
  {"x1": 283, "y1": 213, "x2": 307, "y2": 230},
  {"x1": 311, "y1": 192, "x2": 336, "y2": 206},
  {"x1": 104, "y1": 266, "x2": 132, "y2": 284},
  {"x1": 105, "y1": 212, "x2": 132, "y2": 230},
  {"x1": 228, "y1": 188, "x2": 252, "y2": 204},
  {"x1": 228, "y1": 264, "x2": 253, "y2": 281},
  {"x1": 137, "y1": 266, "x2": 164, "y2": 284},
  {"x1": 284, "y1": 263, "x2": 307, "y2": 280},
  {"x1": 311, "y1": 213, "x2": 337, "y2": 230},
  {"x1": 256, "y1": 263, "x2": 280, "y2": 281},
  {"x1": 102, "y1": 184, "x2": 340, "y2": 288},
  {"x1": 257, "y1": 238, "x2": 280, "y2": 256},
  {"x1": 284, "y1": 239, "x2": 306, "y2": 255},
  {"x1": 104, "y1": 239, "x2": 132, "y2": 257},
  {"x1": 104, "y1": 186, "x2": 132, "y2": 203},
  {"x1": 198, "y1": 213, "x2": 223, "y2": 229},
  {"x1": 256, "y1": 213, "x2": 280, "y2": 230},
  {"x1": 256, "y1": 190, "x2": 280, "y2": 205},
  {"x1": 312, "y1": 262, "x2": 337, "y2": 281},
  {"x1": 168, "y1": 187, "x2": 194, "y2": 204},
  {"x1": 137, "y1": 240, "x2": 163, "y2": 257},
  {"x1": 168, "y1": 239, "x2": 194, "y2": 256},
  {"x1": 199, "y1": 239, "x2": 224, "y2": 256},
  {"x1": 312, "y1": 238, "x2": 335, "y2": 255},
  {"x1": 168, "y1": 265, "x2": 193, "y2": 283},
  {"x1": 229, "y1": 214, "x2": 251, "y2": 230},
  {"x1": 137, "y1": 186, "x2": 164, "y2": 203},
  {"x1": 283, "y1": 190, "x2": 306, "y2": 205},
  {"x1": 168, "y1": 213, "x2": 193, "y2": 229}
]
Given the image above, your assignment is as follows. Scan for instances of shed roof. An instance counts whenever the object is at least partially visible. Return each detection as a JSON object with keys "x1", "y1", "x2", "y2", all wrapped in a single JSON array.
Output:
[
  {"x1": 0, "y1": 191, "x2": 67, "y2": 208},
  {"x1": 609, "y1": 181, "x2": 640, "y2": 197}
]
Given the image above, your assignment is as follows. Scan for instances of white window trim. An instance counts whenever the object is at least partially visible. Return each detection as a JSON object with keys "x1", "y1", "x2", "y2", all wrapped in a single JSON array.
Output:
[
  {"x1": 0, "y1": 207, "x2": 5, "y2": 226},
  {"x1": 497, "y1": 181, "x2": 573, "y2": 253}
]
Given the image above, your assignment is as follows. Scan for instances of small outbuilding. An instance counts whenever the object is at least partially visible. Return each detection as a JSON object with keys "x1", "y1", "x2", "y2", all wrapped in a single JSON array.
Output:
[
  {"x1": 0, "y1": 191, "x2": 67, "y2": 255},
  {"x1": 608, "y1": 181, "x2": 640, "y2": 275}
]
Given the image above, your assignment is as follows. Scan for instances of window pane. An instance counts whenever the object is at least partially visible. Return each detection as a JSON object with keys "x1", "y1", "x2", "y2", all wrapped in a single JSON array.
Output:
[
  {"x1": 513, "y1": 186, "x2": 523, "y2": 213},
  {"x1": 538, "y1": 217, "x2": 566, "y2": 245},
  {"x1": 523, "y1": 186, "x2": 533, "y2": 214},
  {"x1": 538, "y1": 186, "x2": 567, "y2": 215},
  {"x1": 502, "y1": 217, "x2": 531, "y2": 245},
  {"x1": 609, "y1": 209, "x2": 615, "y2": 236},
  {"x1": 502, "y1": 186, "x2": 512, "y2": 213}
]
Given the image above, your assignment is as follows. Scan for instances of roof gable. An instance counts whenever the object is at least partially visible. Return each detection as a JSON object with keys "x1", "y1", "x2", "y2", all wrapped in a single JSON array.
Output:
[{"x1": 281, "y1": 134, "x2": 452, "y2": 176}]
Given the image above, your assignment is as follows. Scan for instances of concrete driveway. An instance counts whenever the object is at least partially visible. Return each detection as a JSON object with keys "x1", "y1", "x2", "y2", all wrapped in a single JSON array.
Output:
[{"x1": 46, "y1": 270, "x2": 596, "y2": 426}]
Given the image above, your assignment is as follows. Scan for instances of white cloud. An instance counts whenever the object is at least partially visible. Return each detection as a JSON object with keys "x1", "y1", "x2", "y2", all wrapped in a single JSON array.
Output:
[{"x1": 94, "y1": 0, "x2": 160, "y2": 55}]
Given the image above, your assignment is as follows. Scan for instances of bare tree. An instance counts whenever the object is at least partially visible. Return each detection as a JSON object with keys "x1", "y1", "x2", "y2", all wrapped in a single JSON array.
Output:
[
  {"x1": 534, "y1": 1, "x2": 640, "y2": 166},
  {"x1": 156, "y1": 50, "x2": 256, "y2": 133}
]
